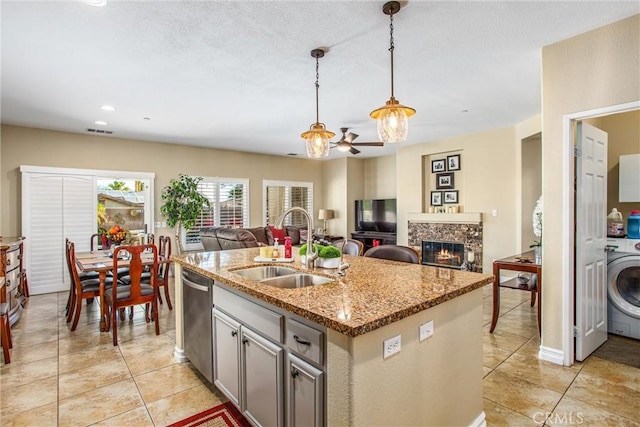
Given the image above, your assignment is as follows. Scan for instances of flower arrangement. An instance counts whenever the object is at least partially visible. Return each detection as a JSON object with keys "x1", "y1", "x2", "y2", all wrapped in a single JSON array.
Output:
[
  {"x1": 530, "y1": 195, "x2": 542, "y2": 248},
  {"x1": 106, "y1": 225, "x2": 129, "y2": 245}
]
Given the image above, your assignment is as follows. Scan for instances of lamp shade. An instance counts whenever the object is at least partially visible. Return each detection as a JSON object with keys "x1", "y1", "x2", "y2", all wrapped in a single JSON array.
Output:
[{"x1": 318, "y1": 209, "x2": 334, "y2": 220}]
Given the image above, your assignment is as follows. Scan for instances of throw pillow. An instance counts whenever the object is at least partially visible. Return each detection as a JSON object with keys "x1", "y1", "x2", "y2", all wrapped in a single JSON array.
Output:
[{"x1": 269, "y1": 225, "x2": 287, "y2": 243}]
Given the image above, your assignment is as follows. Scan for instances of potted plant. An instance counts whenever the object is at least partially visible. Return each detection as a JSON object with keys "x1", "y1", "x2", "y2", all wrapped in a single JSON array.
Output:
[
  {"x1": 299, "y1": 243, "x2": 341, "y2": 268},
  {"x1": 160, "y1": 174, "x2": 211, "y2": 254}
]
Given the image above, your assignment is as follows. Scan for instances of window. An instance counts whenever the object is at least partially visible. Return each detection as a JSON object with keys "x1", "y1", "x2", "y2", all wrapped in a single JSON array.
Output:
[
  {"x1": 263, "y1": 180, "x2": 313, "y2": 226},
  {"x1": 184, "y1": 177, "x2": 249, "y2": 250}
]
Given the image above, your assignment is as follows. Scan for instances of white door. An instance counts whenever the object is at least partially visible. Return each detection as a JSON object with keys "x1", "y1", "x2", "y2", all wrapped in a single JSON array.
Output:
[{"x1": 575, "y1": 122, "x2": 608, "y2": 361}]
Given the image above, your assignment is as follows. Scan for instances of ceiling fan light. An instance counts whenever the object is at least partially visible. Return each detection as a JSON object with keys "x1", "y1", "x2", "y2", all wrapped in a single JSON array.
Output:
[{"x1": 337, "y1": 142, "x2": 351, "y2": 152}]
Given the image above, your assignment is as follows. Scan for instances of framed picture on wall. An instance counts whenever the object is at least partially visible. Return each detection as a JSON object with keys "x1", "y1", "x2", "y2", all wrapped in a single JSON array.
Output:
[
  {"x1": 431, "y1": 159, "x2": 446, "y2": 173},
  {"x1": 444, "y1": 190, "x2": 459, "y2": 204},
  {"x1": 447, "y1": 154, "x2": 461, "y2": 171},
  {"x1": 436, "y1": 172, "x2": 455, "y2": 189},
  {"x1": 431, "y1": 191, "x2": 443, "y2": 206}
]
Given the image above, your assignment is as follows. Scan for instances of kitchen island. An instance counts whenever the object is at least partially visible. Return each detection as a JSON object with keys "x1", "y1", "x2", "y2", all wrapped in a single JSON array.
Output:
[{"x1": 172, "y1": 247, "x2": 493, "y2": 427}]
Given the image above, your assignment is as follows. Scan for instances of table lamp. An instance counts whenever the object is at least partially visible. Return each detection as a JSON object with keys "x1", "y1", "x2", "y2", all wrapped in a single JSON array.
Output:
[{"x1": 318, "y1": 209, "x2": 334, "y2": 235}]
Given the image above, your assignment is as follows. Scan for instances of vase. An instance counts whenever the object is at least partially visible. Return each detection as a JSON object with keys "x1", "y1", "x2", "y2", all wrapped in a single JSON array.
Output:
[{"x1": 534, "y1": 246, "x2": 542, "y2": 263}]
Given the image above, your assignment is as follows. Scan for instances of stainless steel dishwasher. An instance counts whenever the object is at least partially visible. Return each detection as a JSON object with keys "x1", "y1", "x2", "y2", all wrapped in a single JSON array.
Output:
[{"x1": 182, "y1": 268, "x2": 214, "y2": 383}]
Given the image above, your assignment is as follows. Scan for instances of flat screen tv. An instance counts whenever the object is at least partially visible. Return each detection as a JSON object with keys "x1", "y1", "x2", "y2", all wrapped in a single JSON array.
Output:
[{"x1": 355, "y1": 199, "x2": 397, "y2": 233}]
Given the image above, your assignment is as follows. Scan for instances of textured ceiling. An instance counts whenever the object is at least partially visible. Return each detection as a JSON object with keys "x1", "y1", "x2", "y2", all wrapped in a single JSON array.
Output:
[{"x1": 2, "y1": 1, "x2": 638, "y2": 159}]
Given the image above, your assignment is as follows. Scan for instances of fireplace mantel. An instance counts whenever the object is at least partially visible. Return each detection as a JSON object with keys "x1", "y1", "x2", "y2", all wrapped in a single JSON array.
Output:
[{"x1": 407, "y1": 212, "x2": 482, "y2": 224}]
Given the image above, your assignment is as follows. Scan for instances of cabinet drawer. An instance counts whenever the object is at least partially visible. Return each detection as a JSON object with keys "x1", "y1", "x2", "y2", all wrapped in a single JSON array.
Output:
[
  {"x1": 5, "y1": 247, "x2": 20, "y2": 271},
  {"x1": 214, "y1": 285, "x2": 283, "y2": 343},
  {"x1": 286, "y1": 319, "x2": 324, "y2": 366},
  {"x1": 6, "y1": 268, "x2": 20, "y2": 292}
]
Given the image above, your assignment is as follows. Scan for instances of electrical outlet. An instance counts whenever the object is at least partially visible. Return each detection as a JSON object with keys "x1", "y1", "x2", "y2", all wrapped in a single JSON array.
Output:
[
  {"x1": 383, "y1": 335, "x2": 401, "y2": 359},
  {"x1": 154, "y1": 222, "x2": 162, "y2": 228},
  {"x1": 492, "y1": 209, "x2": 498, "y2": 217},
  {"x1": 420, "y1": 320, "x2": 434, "y2": 342}
]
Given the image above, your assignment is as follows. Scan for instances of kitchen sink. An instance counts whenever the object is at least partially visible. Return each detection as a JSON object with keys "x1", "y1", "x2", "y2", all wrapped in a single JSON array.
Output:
[
  {"x1": 231, "y1": 266, "x2": 297, "y2": 281},
  {"x1": 260, "y1": 274, "x2": 334, "y2": 289}
]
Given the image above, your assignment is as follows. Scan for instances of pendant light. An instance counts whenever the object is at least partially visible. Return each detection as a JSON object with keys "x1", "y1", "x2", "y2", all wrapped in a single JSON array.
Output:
[
  {"x1": 370, "y1": 1, "x2": 415, "y2": 143},
  {"x1": 301, "y1": 48, "x2": 335, "y2": 158}
]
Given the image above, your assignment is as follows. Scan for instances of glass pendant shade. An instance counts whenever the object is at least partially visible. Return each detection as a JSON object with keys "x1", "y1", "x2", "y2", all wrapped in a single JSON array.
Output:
[
  {"x1": 370, "y1": 98, "x2": 415, "y2": 143},
  {"x1": 302, "y1": 123, "x2": 334, "y2": 158}
]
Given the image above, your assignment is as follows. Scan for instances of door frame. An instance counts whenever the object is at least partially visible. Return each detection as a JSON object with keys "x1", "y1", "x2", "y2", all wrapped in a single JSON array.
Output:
[{"x1": 561, "y1": 101, "x2": 639, "y2": 366}]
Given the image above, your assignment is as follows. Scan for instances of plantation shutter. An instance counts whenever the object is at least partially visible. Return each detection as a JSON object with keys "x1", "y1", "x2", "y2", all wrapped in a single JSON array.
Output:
[{"x1": 263, "y1": 181, "x2": 313, "y2": 226}]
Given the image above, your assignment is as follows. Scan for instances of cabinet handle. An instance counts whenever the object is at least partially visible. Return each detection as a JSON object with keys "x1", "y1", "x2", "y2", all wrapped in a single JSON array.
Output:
[
  {"x1": 6, "y1": 279, "x2": 10, "y2": 286},
  {"x1": 231, "y1": 330, "x2": 237, "y2": 337},
  {"x1": 291, "y1": 368, "x2": 299, "y2": 378},
  {"x1": 6, "y1": 259, "x2": 10, "y2": 266},
  {"x1": 242, "y1": 338, "x2": 249, "y2": 345},
  {"x1": 293, "y1": 335, "x2": 311, "y2": 346}
]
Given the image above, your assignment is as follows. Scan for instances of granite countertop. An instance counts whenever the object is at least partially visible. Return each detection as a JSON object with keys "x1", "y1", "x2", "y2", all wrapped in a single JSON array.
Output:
[{"x1": 173, "y1": 247, "x2": 493, "y2": 337}]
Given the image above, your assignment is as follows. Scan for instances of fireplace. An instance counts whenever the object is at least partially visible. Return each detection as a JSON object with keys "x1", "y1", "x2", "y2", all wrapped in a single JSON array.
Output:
[{"x1": 422, "y1": 240, "x2": 465, "y2": 269}]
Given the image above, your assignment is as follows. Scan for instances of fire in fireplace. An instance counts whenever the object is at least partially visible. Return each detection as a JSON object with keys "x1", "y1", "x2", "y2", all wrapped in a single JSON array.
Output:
[{"x1": 422, "y1": 240, "x2": 465, "y2": 269}]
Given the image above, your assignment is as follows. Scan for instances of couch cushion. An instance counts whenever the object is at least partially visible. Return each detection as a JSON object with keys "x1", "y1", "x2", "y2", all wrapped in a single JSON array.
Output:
[
  {"x1": 247, "y1": 227, "x2": 269, "y2": 245},
  {"x1": 217, "y1": 228, "x2": 259, "y2": 250},
  {"x1": 200, "y1": 227, "x2": 222, "y2": 251},
  {"x1": 285, "y1": 226, "x2": 301, "y2": 245}
]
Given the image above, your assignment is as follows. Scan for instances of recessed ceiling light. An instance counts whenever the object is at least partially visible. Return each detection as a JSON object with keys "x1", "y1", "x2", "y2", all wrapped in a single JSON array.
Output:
[
  {"x1": 83, "y1": 0, "x2": 108, "y2": 6},
  {"x1": 94, "y1": 120, "x2": 108, "y2": 126},
  {"x1": 100, "y1": 105, "x2": 116, "y2": 112},
  {"x1": 143, "y1": 117, "x2": 151, "y2": 121},
  {"x1": 461, "y1": 109, "x2": 469, "y2": 113}
]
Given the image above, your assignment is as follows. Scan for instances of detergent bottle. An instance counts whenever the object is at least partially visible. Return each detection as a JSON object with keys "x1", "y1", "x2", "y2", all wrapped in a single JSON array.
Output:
[
  {"x1": 628, "y1": 210, "x2": 640, "y2": 239},
  {"x1": 607, "y1": 208, "x2": 625, "y2": 237}
]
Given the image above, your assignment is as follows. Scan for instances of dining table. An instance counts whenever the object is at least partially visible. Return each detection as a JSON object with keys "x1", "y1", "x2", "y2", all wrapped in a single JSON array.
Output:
[{"x1": 74, "y1": 249, "x2": 168, "y2": 331}]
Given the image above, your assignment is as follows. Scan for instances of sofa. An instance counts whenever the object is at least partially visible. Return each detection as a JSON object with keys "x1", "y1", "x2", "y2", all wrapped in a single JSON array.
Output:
[{"x1": 200, "y1": 225, "x2": 307, "y2": 251}]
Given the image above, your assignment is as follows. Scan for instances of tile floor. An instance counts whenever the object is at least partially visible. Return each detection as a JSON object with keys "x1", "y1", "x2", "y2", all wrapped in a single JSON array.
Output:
[{"x1": 1, "y1": 280, "x2": 639, "y2": 426}]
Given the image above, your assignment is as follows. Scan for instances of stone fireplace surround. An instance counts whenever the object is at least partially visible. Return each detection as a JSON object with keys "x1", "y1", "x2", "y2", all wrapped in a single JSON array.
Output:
[{"x1": 407, "y1": 213, "x2": 483, "y2": 273}]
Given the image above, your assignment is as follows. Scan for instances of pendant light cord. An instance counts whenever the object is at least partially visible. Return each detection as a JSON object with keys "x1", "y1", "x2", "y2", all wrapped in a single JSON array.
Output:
[
  {"x1": 389, "y1": 13, "x2": 395, "y2": 99},
  {"x1": 315, "y1": 56, "x2": 320, "y2": 123}
]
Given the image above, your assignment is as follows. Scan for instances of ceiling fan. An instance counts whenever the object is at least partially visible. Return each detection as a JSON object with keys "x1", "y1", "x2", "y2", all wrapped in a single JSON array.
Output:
[{"x1": 331, "y1": 128, "x2": 384, "y2": 155}]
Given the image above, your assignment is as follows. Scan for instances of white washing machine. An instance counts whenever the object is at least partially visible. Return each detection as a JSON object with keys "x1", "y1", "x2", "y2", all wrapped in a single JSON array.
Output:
[{"x1": 606, "y1": 238, "x2": 640, "y2": 340}]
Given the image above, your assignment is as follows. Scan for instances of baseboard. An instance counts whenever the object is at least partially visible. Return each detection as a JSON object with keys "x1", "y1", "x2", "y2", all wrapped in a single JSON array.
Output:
[
  {"x1": 173, "y1": 346, "x2": 189, "y2": 363},
  {"x1": 468, "y1": 411, "x2": 486, "y2": 427},
  {"x1": 539, "y1": 345, "x2": 564, "y2": 365}
]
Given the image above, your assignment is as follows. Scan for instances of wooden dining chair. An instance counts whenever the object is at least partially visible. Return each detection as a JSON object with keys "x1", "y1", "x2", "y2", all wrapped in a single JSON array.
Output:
[
  {"x1": 1, "y1": 278, "x2": 13, "y2": 364},
  {"x1": 66, "y1": 240, "x2": 120, "y2": 331},
  {"x1": 64, "y1": 238, "x2": 98, "y2": 318},
  {"x1": 104, "y1": 244, "x2": 159, "y2": 346},
  {"x1": 154, "y1": 236, "x2": 173, "y2": 310},
  {"x1": 364, "y1": 245, "x2": 420, "y2": 264}
]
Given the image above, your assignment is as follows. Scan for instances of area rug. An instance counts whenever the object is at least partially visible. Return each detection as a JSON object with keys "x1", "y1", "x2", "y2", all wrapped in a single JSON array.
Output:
[{"x1": 166, "y1": 401, "x2": 250, "y2": 427}]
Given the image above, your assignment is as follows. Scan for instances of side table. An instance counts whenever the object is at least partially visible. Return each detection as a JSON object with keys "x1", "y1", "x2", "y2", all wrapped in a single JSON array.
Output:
[{"x1": 490, "y1": 250, "x2": 541, "y2": 335}]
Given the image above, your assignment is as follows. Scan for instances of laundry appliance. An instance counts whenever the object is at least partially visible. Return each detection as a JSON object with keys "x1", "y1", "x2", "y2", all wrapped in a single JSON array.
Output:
[{"x1": 606, "y1": 238, "x2": 640, "y2": 340}]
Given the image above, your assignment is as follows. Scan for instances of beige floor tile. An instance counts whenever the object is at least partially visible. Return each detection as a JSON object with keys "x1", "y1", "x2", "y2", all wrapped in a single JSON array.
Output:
[
  {"x1": 9, "y1": 326, "x2": 58, "y2": 348},
  {"x1": 580, "y1": 356, "x2": 640, "y2": 392},
  {"x1": 0, "y1": 377, "x2": 58, "y2": 418},
  {"x1": 59, "y1": 357, "x2": 132, "y2": 400},
  {"x1": 548, "y1": 395, "x2": 640, "y2": 427},
  {"x1": 483, "y1": 343, "x2": 514, "y2": 369},
  {"x1": 482, "y1": 366, "x2": 493, "y2": 378},
  {"x1": 58, "y1": 379, "x2": 144, "y2": 427},
  {"x1": 566, "y1": 367, "x2": 640, "y2": 421},
  {"x1": 593, "y1": 335, "x2": 640, "y2": 368},
  {"x1": 483, "y1": 371, "x2": 563, "y2": 420},
  {"x1": 135, "y1": 362, "x2": 203, "y2": 403},
  {"x1": 0, "y1": 402, "x2": 57, "y2": 427},
  {"x1": 58, "y1": 330, "x2": 114, "y2": 355},
  {"x1": 483, "y1": 398, "x2": 542, "y2": 426},
  {"x1": 0, "y1": 356, "x2": 58, "y2": 391},
  {"x1": 91, "y1": 405, "x2": 154, "y2": 427},
  {"x1": 120, "y1": 334, "x2": 178, "y2": 375},
  {"x1": 145, "y1": 384, "x2": 225, "y2": 426},
  {"x1": 4, "y1": 339, "x2": 58, "y2": 364},
  {"x1": 483, "y1": 329, "x2": 531, "y2": 352},
  {"x1": 496, "y1": 352, "x2": 580, "y2": 393},
  {"x1": 58, "y1": 344, "x2": 122, "y2": 374}
]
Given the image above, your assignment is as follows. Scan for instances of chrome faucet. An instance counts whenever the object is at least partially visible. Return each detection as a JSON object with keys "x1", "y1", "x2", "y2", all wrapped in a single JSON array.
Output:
[
  {"x1": 338, "y1": 240, "x2": 350, "y2": 277},
  {"x1": 275, "y1": 207, "x2": 318, "y2": 269}
]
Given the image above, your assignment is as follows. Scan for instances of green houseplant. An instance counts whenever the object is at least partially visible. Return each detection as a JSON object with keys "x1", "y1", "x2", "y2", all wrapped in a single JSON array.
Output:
[
  {"x1": 160, "y1": 174, "x2": 211, "y2": 254},
  {"x1": 299, "y1": 243, "x2": 341, "y2": 268}
]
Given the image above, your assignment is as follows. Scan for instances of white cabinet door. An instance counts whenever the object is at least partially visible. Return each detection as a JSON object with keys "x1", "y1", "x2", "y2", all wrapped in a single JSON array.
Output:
[
  {"x1": 242, "y1": 327, "x2": 284, "y2": 427},
  {"x1": 287, "y1": 354, "x2": 323, "y2": 427},
  {"x1": 213, "y1": 309, "x2": 241, "y2": 406}
]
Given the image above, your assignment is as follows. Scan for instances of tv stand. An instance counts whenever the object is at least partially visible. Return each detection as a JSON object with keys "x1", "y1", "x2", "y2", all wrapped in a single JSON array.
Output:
[{"x1": 351, "y1": 232, "x2": 397, "y2": 253}]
